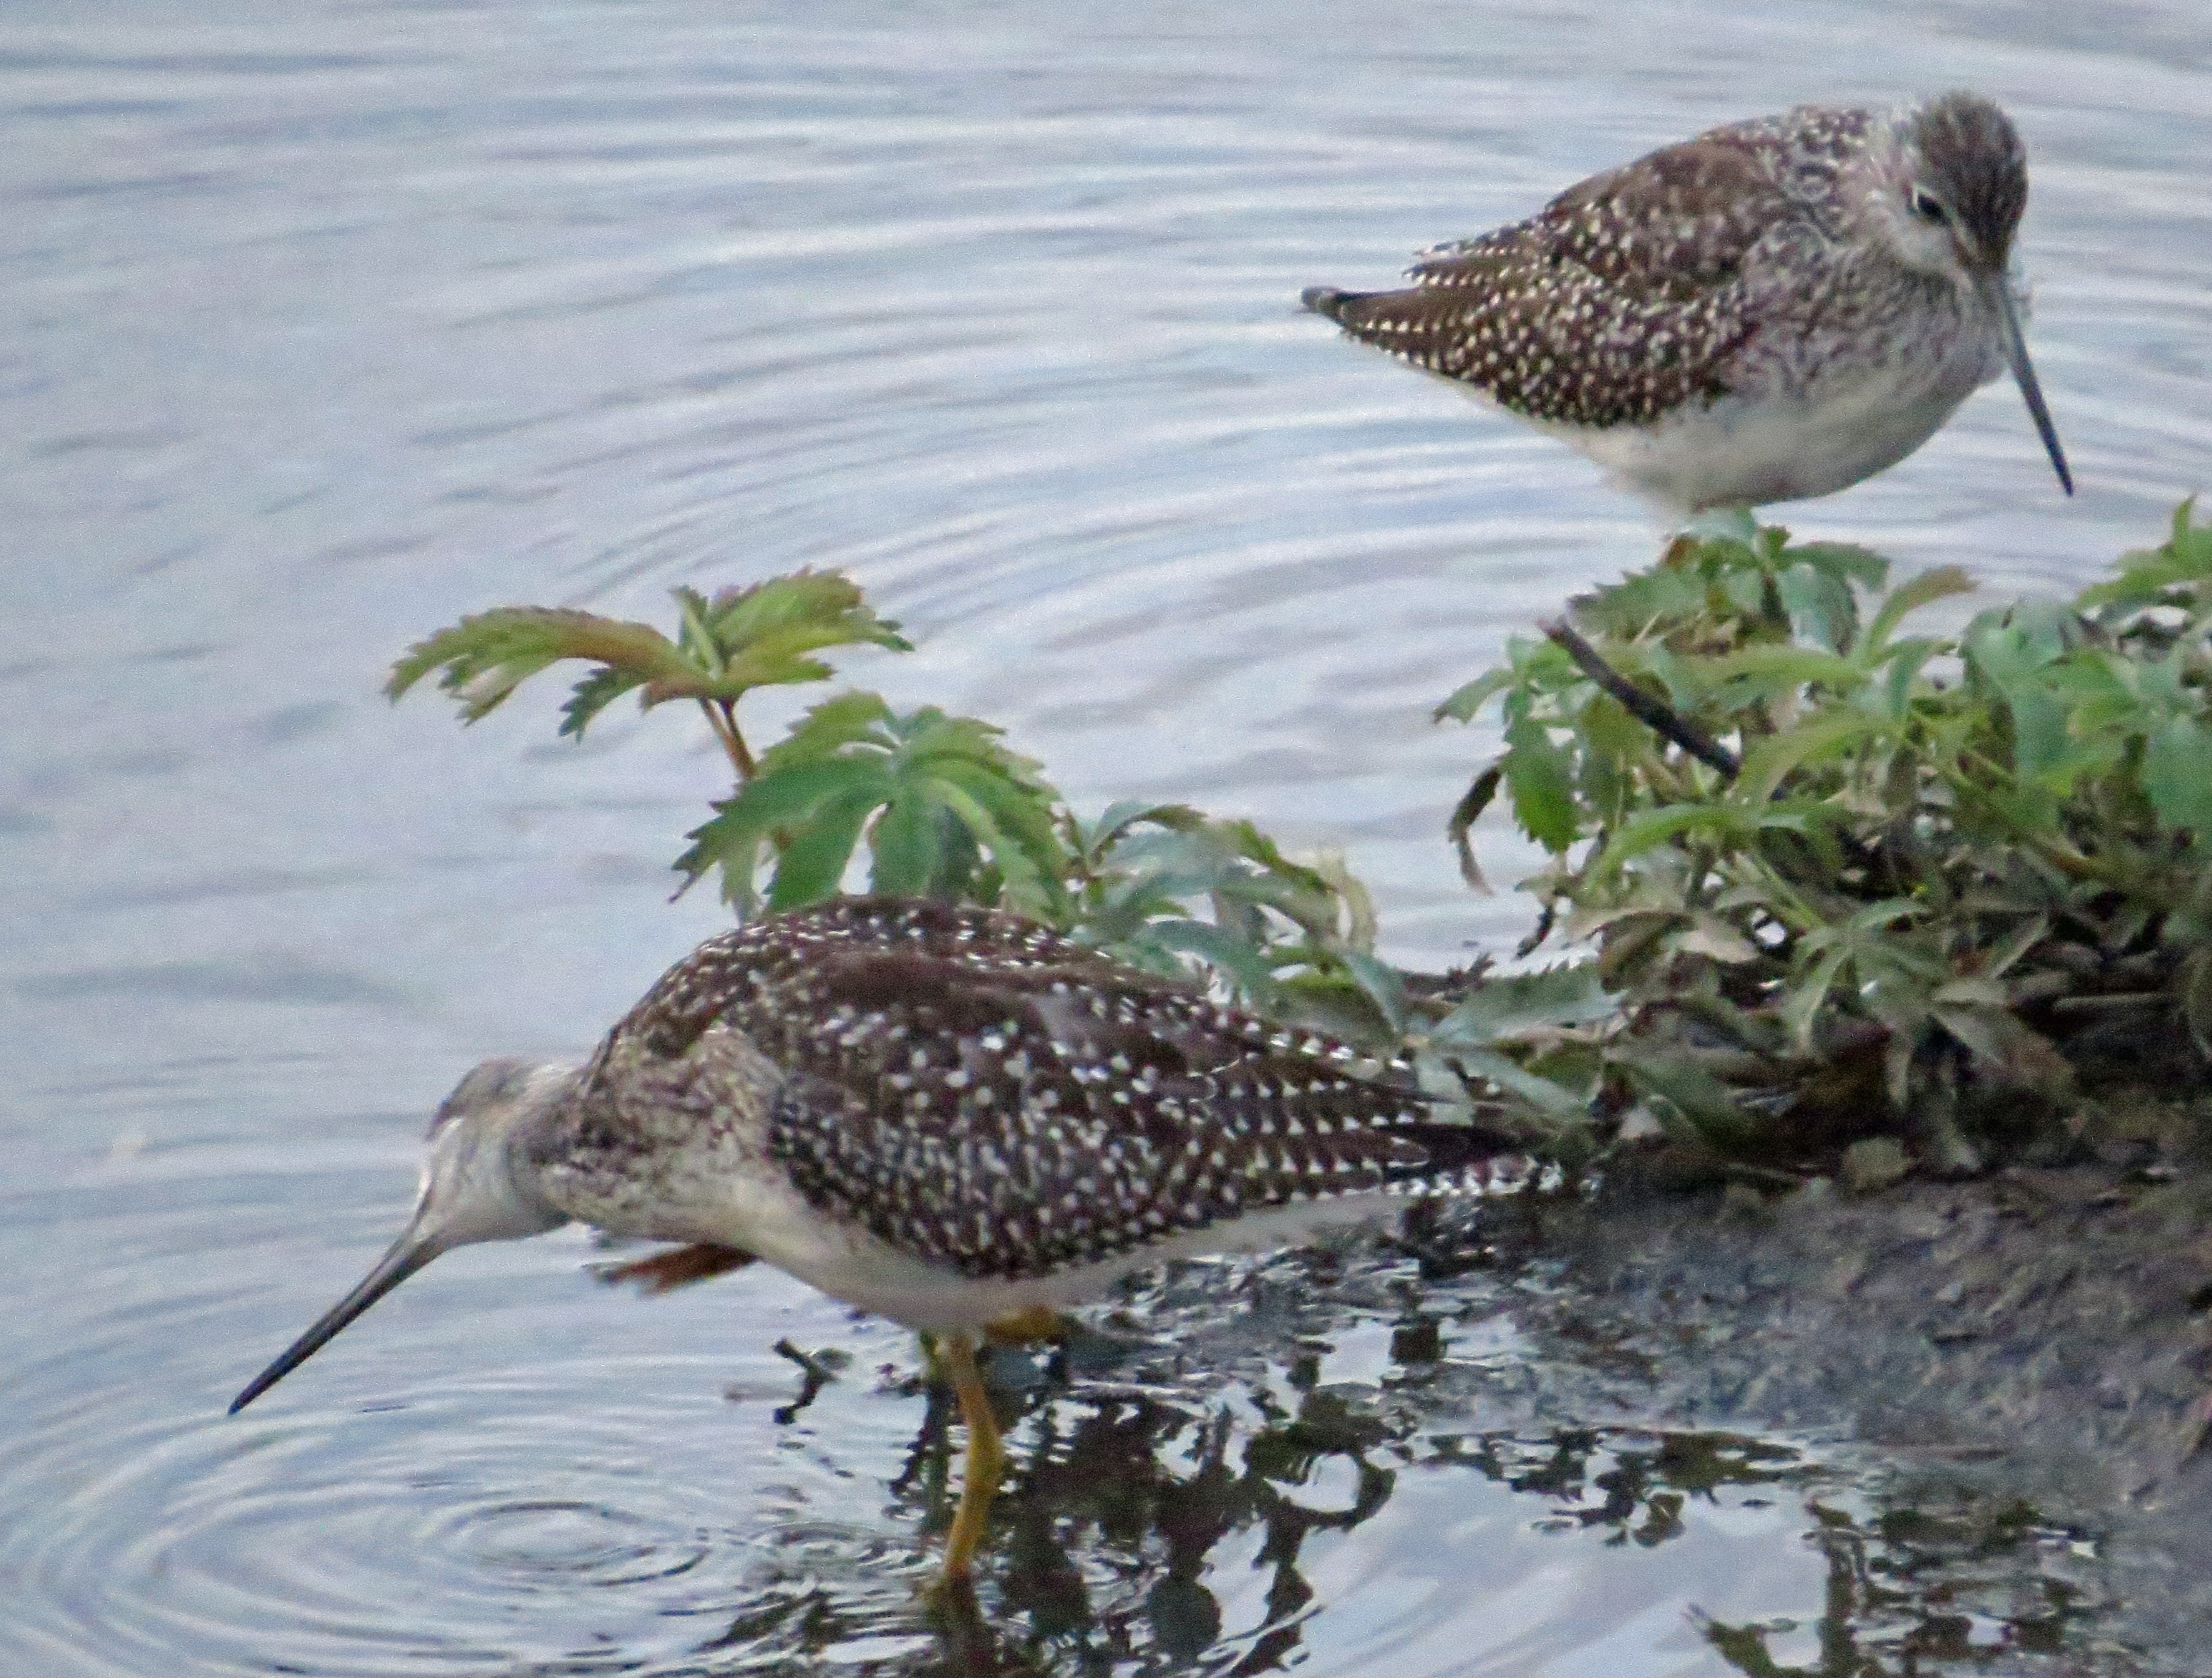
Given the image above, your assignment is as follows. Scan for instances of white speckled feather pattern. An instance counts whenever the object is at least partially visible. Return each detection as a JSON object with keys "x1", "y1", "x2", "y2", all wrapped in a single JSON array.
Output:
[
  {"x1": 527, "y1": 898, "x2": 1520, "y2": 1322},
  {"x1": 1305, "y1": 93, "x2": 2056, "y2": 509}
]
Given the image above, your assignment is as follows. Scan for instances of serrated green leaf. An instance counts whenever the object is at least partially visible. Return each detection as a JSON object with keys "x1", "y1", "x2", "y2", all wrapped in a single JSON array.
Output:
[
  {"x1": 1339, "y1": 951, "x2": 1408, "y2": 1036},
  {"x1": 388, "y1": 608, "x2": 693, "y2": 721},
  {"x1": 1776, "y1": 562, "x2": 1858, "y2": 655},
  {"x1": 1784, "y1": 541, "x2": 1889, "y2": 592},
  {"x1": 1736, "y1": 712, "x2": 1881, "y2": 804},
  {"x1": 1431, "y1": 963, "x2": 1614, "y2": 1047},
  {"x1": 1719, "y1": 567, "x2": 1769, "y2": 618},
  {"x1": 1780, "y1": 943, "x2": 1854, "y2": 1051},
  {"x1": 764, "y1": 783, "x2": 884, "y2": 909},
  {"x1": 672, "y1": 586, "x2": 721, "y2": 672},
  {"x1": 676, "y1": 754, "x2": 888, "y2": 897},
  {"x1": 759, "y1": 691, "x2": 899, "y2": 771},
  {"x1": 1144, "y1": 917, "x2": 1283, "y2": 1002},
  {"x1": 1878, "y1": 637, "x2": 1941, "y2": 718},
  {"x1": 1081, "y1": 799, "x2": 1205, "y2": 858},
  {"x1": 925, "y1": 775, "x2": 1051, "y2": 910},
  {"x1": 1592, "y1": 798, "x2": 1834, "y2": 873},
  {"x1": 1708, "y1": 642, "x2": 1865, "y2": 696},
  {"x1": 868, "y1": 789, "x2": 943, "y2": 898},
  {"x1": 706, "y1": 624, "x2": 877, "y2": 695},
  {"x1": 2144, "y1": 714, "x2": 2212, "y2": 836},
  {"x1": 1579, "y1": 566, "x2": 1706, "y2": 636},
  {"x1": 1863, "y1": 565, "x2": 1973, "y2": 654},
  {"x1": 1435, "y1": 667, "x2": 1518, "y2": 723},
  {"x1": 689, "y1": 571, "x2": 911, "y2": 696},
  {"x1": 1621, "y1": 1053, "x2": 1769, "y2": 1150},
  {"x1": 708, "y1": 570, "x2": 909, "y2": 650},
  {"x1": 1211, "y1": 819, "x2": 1333, "y2": 898},
  {"x1": 718, "y1": 752, "x2": 885, "y2": 833},
  {"x1": 1685, "y1": 507, "x2": 1760, "y2": 547},
  {"x1": 1503, "y1": 716, "x2": 1580, "y2": 852},
  {"x1": 560, "y1": 665, "x2": 648, "y2": 739}
]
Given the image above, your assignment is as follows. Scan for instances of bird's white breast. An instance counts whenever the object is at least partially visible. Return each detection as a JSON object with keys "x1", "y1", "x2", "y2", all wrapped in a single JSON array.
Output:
[{"x1": 1546, "y1": 346, "x2": 2000, "y2": 511}]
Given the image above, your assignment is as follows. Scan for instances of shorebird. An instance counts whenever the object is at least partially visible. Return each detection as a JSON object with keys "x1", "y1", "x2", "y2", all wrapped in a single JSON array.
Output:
[
  {"x1": 229, "y1": 896, "x2": 1521, "y2": 1589},
  {"x1": 1303, "y1": 92, "x2": 2073, "y2": 513}
]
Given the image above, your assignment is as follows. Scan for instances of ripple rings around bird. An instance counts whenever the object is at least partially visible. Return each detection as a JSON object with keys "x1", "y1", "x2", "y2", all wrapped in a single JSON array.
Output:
[{"x1": 6, "y1": 1376, "x2": 764, "y2": 1677}]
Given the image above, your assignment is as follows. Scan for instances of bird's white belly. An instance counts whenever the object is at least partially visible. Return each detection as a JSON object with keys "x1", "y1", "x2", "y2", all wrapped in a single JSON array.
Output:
[
  {"x1": 802, "y1": 1194, "x2": 1409, "y2": 1333},
  {"x1": 1554, "y1": 353, "x2": 1998, "y2": 511},
  {"x1": 639, "y1": 1171, "x2": 1409, "y2": 1334}
]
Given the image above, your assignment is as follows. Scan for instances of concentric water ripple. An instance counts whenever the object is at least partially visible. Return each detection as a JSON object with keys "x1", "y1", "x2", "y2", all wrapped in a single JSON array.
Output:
[{"x1": 13, "y1": 1371, "x2": 756, "y2": 1674}]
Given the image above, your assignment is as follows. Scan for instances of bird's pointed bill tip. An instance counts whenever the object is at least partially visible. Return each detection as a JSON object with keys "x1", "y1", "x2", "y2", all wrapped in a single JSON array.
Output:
[
  {"x1": 225, "y1": 1229, "x2": 444, "y2": 1416},
  {"x1": 1992, "y1": 283, "x2": 2073, "y2": 497}
]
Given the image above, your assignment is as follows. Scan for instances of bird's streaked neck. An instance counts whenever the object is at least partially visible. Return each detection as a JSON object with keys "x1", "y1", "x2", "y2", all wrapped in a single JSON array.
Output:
[
  {"x1": 422, "y1": 1059, "x2": 581, "y2": 1244},
  {"x1": 228, "y1": 1060, "x2": 581, "y2": 1414}
]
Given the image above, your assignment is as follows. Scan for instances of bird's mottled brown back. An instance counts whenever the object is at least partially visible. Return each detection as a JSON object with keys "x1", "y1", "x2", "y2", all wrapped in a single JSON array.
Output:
[
  {"x1": 603, "y1": 898, "x2": 1517, "y2": 1279},
  {"x1": 1310, "y1": 105, "x2": 1876, "y2": 428}
]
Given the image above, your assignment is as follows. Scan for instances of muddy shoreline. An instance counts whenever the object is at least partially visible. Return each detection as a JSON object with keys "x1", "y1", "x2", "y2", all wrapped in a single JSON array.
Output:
[{"x1": 1458, "y1": 1162, "x2": 2212, "y2": 1662}]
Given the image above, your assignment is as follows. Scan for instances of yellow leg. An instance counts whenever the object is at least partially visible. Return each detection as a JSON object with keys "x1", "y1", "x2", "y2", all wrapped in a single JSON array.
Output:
[
  {"x1": 981, "y1": 1304, "x2": 1068, "y2": 1345},
  {"x1": 936, "y1": 1332, "x2": 1004, "y2": 1587}
]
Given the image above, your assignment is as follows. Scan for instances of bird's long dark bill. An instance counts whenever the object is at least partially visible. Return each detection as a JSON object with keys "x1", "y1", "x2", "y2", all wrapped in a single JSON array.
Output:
[
  {"x1": 229, "y1": 1229, "x2": 441, "y2": 1414},
  {"x1": 1994, "y1": 280, "x2": 2073, "y2": 496}
]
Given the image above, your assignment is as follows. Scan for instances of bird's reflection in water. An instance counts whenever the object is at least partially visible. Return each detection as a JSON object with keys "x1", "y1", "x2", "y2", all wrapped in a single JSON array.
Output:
[
  {"x1": 701, "y1": 1332, "x2": 2113, "y2": 1678},
  {"x1": 868, "y1": 1363, "x2": 1399, "y2": 1677}
]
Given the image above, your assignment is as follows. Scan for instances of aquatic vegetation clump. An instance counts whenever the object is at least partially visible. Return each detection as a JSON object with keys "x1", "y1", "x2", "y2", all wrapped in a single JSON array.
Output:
[
  {"x1": 392, "y1": 504, "x2": 2212, "y2": 1177},
  {"x1": 387, "y1": 569, "x2": 1402, "y2": 1050},
  {"x1": 1440, "y1": 502, "x2": 2212, "y2": 1171}
]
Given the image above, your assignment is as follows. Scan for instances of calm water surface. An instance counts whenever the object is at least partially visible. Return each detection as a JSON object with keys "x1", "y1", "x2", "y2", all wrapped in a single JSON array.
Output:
[{"x1": 6, "y1": 2, "x2": 2210, "y2": 1672}]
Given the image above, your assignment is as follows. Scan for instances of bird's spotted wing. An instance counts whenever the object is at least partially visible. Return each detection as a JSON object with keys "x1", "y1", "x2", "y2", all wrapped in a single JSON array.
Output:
[
  {"x1": 1310, "y1": 109, "x2": 1869, "y2": 428},
  {"x1": 623, "y1": 898, "x2": 1517, "y2": 1280}
]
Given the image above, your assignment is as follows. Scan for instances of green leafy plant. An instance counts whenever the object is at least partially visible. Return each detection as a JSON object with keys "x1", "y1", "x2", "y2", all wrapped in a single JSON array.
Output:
[
  {"x1": 389, "y1": 506, "x2": 2212, "y2": 1183},
  {"x1": 385, "y1": 569, "x2": 1444, "y2": 1061},
  {"x1": 676, "y1": 694, "x2": 1067, "y2": 917},
  {"x1": 389, "y1": 572, "x2": 912, "y2": 778},
  {"x1": 1441, "y1": 502, "x2": 2212, "y2": 1172}
]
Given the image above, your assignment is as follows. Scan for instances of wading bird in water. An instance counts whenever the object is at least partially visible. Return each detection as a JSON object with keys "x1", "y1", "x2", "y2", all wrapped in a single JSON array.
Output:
[
  {"x1": 230, "y1": 897, "x2": 1521, "y2": 1589},
  {"x1": 1305, "y1": 92, "x2": 2072, "y2": 513}
]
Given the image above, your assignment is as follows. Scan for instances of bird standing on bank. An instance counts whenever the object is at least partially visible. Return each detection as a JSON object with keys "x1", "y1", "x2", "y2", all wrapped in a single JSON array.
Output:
[
  {"x1": 1304, "y1": 92, "x2": 2072, "y2": 513},
  {"x1": 229, "y1": 896, "x2": 1520, "y2": 1589}
]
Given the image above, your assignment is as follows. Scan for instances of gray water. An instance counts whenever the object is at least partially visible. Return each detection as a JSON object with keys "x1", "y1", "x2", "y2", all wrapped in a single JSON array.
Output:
[{"x1": 6, "y1": 2, "x2": 2210, "y2": 1673}]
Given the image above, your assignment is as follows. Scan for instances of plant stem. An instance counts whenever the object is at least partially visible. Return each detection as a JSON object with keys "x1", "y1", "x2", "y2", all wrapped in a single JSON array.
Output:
[
  {"x1": 1542, "y1": 618, "x2": 1742, "y2": 779},
  {"x1": 697, "y1": 697, "x2": 757, "y2": 783}
]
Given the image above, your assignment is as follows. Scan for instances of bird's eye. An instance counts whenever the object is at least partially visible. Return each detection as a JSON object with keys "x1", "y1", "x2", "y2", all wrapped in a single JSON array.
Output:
[{"x1": 1909, "y1": 187, "x2": 1949, "y2": 224}]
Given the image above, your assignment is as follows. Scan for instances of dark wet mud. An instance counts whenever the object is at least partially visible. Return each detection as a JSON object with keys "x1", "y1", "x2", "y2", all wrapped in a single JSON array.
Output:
[{"x1": 1427, "y1": 1162, "x2": 2212, "y2": 1668}]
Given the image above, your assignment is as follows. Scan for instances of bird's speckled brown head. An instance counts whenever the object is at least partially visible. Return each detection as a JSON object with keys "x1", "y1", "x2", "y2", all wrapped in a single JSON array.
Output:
[{"x1": 1900, "y1": 91, "x2": 2028, "y2": 272}]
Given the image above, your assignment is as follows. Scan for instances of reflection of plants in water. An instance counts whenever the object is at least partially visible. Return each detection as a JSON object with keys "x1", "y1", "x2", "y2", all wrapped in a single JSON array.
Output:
[
  {"x1": 693, "y1": 1369, "x2": 1396, "y2": 1676},
  {"x1": 888, "y1": 1365, "x2": 1398, "y2": 1674},
  {"x1": 1700, "y1": 1492, "x2": 2106, "y2": 1677},
  {"x1": 1423, "y1": 1427, "x2": 1813, "y2": 1551},
  {"x1": 708, "y1": 1350, "x2": 2114, "y2": 1677},
  {"x1": 1437, "y1": 1433, "x2": 2114, "y2": 1675}
]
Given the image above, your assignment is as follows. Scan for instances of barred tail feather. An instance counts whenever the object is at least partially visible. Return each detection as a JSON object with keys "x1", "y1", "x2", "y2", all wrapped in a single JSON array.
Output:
[{"x1": 1382, "y1": 1120, "x2": 1528, "y2": 1196}]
